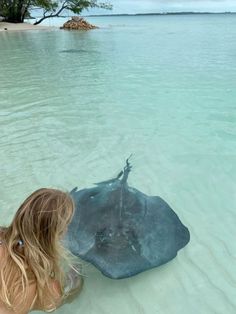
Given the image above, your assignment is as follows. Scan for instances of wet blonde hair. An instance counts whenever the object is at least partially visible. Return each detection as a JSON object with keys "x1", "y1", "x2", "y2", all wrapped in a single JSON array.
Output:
[{"x1": 0, "y1": 188, "x2": 75, "y2": 312}]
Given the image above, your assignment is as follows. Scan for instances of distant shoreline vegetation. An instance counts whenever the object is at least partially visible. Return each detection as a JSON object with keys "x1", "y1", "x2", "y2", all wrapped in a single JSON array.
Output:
[
  {"x1": 85, "y1": 12, "x2": 236, "y2": 17},
  {"x1": 23, "y1": 11, "x2": 236, "y2": 21}
]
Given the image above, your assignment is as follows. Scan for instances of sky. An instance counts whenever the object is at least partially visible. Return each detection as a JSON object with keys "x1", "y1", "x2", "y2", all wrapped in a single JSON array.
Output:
[{"x1": 89, "y1": 0, "x2": 236, "y2": 14}]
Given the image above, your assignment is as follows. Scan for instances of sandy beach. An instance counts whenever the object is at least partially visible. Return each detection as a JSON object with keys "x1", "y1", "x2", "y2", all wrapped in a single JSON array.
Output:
[{"x1": 0, "y1": 22, "x2": 52, "y2": 32}]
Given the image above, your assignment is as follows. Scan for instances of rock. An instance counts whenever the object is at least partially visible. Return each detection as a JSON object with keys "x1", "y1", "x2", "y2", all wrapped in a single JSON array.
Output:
[{"x1": 60, "y1": 17, "x2": 98, "y2": 30}]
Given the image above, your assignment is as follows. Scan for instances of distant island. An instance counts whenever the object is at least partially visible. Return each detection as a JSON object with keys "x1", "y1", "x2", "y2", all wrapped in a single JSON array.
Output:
[{"x1": 85, "y1": 12, "x2": 236, "y2": 17}]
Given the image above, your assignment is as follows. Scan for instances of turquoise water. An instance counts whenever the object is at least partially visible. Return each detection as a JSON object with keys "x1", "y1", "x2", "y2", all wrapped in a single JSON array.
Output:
[{"x1": 0, "y1": 14, "x2": 236, "y2": 313}]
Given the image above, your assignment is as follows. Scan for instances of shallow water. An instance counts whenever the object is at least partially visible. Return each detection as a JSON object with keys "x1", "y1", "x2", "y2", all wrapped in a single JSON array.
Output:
[{"x1": 0, "y1": 14, "x2": 236, "y2": 313}]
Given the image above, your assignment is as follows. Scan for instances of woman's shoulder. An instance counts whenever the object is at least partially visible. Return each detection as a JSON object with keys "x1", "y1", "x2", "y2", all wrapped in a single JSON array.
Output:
[
  {"x1": 0, "y1": 283, "x2": 37, "y2": 314},
  {"x1": 31, "y1": 279, "x2": 62, "y2": 311}
]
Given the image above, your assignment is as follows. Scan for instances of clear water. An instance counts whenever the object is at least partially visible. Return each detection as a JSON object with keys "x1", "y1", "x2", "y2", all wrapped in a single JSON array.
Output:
[{"x1": 0, "y1": 14, "x2": 236, "y2": 314}]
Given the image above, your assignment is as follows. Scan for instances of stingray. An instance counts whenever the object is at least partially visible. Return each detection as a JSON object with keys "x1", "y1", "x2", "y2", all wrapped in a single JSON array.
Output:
[{"x1": 64, "y1": 159, "x2": 190, "y2": 279}]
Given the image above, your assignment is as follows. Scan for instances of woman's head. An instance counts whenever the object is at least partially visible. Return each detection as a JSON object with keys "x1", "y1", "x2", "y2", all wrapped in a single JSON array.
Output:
[
  {"x1": 0, "y1": 188, "x2": 75, "y2": 312},
  {"x1": 10, "y1": 188, "x2": 74, "y2": 255}
]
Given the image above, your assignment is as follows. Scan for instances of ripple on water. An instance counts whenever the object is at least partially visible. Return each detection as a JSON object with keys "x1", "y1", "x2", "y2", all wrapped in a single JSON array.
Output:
[{"x1": 0, "y1": 14, "x2": 236, "y2": 314}]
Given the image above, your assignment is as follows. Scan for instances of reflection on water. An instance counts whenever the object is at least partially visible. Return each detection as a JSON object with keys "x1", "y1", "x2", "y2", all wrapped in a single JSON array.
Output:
[{"x1": 0, "y1": 14, "x2": 236, "y2": 314}]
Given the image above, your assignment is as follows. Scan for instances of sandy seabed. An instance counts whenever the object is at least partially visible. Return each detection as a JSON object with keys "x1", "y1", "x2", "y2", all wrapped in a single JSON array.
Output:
[
  {"x1": 0, "y1": 15, "x2": 236, "y2": 314},
  {"x1": 0, "y1": 22, "x2": 52, "y2": 32}
]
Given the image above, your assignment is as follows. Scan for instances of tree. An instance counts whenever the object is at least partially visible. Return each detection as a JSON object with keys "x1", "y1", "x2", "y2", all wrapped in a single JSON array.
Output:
[{"x1": 0, "y1": 0, "x2": 112, "y2": 24}]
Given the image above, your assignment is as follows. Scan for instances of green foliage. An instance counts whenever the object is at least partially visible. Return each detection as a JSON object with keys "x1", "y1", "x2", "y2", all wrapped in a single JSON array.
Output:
[
  {"x1": 66, "y1": 0, "x2": 112, "y2": 14},
  {"x1": 0, "y1": 0, "x2": 112, "y2": 23},
  {"x1": 0, "y1": 0, "x2": 15, "y2": 18},
  {"x1": 34, "y1": 0, "x2": 58, "y2": 11}
]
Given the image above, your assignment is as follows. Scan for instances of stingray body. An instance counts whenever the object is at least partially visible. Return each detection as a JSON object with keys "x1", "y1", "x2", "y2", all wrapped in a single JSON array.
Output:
[{"x1": 65, "y1": 161, "x2": 190, "y2": 279}]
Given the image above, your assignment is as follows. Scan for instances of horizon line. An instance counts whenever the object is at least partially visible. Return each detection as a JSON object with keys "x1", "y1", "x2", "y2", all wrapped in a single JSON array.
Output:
[{"x1": 84, "y1": 11, "x2": 236, "y2": 17}]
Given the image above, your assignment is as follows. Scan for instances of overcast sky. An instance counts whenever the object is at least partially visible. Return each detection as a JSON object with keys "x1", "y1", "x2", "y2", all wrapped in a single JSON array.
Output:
[{"x1": 90, "y1": 0, "x2": 236, "y2": 14}]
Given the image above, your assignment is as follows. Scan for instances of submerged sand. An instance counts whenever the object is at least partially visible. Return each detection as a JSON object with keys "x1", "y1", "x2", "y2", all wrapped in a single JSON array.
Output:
[
  {"x1": 0, "y1": 22, "x2": 52, "y2": 32},
  {"x1": 1, "y1": 15, "x2": 236, "y2": 314}
]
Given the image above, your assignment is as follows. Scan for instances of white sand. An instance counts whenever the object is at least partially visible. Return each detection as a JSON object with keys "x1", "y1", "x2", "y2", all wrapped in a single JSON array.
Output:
[{"x1": 0, "y1": 22, "x2": 52, "y2": 32}]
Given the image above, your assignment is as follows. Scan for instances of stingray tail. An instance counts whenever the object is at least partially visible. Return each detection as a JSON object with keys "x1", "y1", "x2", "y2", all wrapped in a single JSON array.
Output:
[
  {"x1": 121, "y1": 155, "x2": 132, "y2": 184},
  {"x1": 95, "y1": 155, "x2": 132, "y2": 185}
]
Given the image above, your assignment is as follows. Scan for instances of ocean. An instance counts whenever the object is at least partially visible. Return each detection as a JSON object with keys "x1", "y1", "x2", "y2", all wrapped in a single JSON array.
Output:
[{"x1": 0, "y1": 14, "x2": 236, "y2": 314}]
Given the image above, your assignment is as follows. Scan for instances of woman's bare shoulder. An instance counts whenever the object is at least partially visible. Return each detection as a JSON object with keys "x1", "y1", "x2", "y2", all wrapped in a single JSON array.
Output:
[
  {"x1": 0, "y1": 228, "x2": 62, "y2": 313},
  {"x1": 31, "y1": 279, "x2": 62, "y2": 311},
  {"x1": 0, "y1": 303, "x2": 23, "y2": 314},
  {"x1": 0, "y1": 283, "x2": 37, "y2": 314},
  {"x1": 0, "y1": 276, "x2": 61, "y2": 314}
]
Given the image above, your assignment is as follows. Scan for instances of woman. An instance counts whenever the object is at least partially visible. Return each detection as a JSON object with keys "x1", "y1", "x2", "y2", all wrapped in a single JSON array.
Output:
[{"x1": 0, "y1": 188, "x2": 83, "y2": 314}]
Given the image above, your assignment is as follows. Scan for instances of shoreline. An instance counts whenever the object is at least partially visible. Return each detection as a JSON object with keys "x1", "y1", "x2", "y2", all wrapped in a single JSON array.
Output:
[{"x1": 0, "y1": 22, "x2": 54, "y2": 32}]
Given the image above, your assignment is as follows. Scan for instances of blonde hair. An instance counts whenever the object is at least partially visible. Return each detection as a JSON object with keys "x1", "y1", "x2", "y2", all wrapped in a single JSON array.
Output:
[{"x1": 0, "y1": 188, "x2": 75, "y2": 312}]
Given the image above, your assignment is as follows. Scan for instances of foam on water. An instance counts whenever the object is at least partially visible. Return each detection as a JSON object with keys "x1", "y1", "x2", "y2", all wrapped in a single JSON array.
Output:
[{"x1": 0, "y1": 14, "x2": 236, "y2": 314}]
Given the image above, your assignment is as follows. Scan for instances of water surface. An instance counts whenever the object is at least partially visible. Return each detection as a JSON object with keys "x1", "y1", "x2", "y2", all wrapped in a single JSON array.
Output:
[{"x1": 0, "y1": 14, "x2": 236, "y2": 314}]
